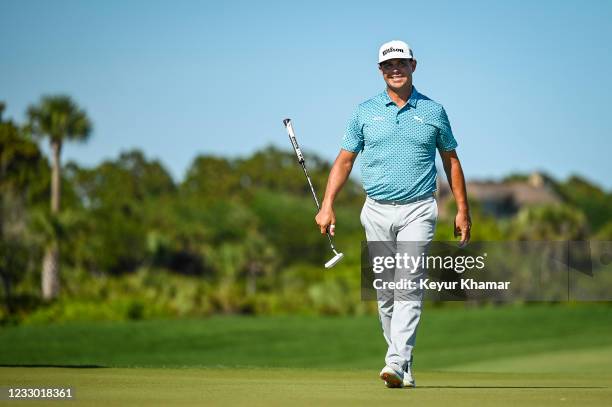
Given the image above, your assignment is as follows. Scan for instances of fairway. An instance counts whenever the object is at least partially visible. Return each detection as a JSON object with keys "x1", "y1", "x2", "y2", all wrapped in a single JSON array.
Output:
[
  {"x1": 2, "y1": 368, "x2": 611, "y2": 406},
  {"x1": 1, "y1": 304, "x2": 611, "y2": 405}
]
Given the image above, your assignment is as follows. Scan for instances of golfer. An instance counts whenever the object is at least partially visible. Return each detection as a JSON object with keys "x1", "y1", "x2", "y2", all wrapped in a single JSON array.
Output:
[{"x1": 315, "y1": 40, "x2": 471, "y2": 388}]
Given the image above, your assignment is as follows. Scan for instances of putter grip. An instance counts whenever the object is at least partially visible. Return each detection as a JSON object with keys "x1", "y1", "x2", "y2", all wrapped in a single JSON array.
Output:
[{"x1": 283, "y1": 119, "x2": 305, "y2": 163}]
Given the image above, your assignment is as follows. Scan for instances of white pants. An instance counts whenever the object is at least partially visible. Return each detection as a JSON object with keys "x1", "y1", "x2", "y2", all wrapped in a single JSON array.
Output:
[{"x1": 360, "y1": 194, "x2": 438, "y2": 373}]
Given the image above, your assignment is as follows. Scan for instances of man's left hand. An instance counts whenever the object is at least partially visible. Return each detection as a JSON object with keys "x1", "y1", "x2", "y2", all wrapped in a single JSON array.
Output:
[{"x1": 454, "y1": 211, "x2": 471, "y2": 247}]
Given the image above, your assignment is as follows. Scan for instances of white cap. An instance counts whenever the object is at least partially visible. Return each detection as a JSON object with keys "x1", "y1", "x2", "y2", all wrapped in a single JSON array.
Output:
[{"x1": 378, "y1": 40, "x2": 414, "y2": 63}]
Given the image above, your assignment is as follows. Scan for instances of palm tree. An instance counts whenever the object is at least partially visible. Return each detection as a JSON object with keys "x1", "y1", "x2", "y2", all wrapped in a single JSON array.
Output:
[
  {"x1": 1, "y1": 102, "x2": 46, "y2": 313},
  {"x1": 25, "y1": 95, "x2": 92, "y2": 300}
]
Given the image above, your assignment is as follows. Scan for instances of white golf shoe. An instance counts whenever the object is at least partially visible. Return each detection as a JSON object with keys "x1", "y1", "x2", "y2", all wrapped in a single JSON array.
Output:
[
  {"x1": 379, "y1": 366, "x2": 403, "y2": 388},
  {"x1": 403, "y1": 368, "x2": 416, "y2": 388}
]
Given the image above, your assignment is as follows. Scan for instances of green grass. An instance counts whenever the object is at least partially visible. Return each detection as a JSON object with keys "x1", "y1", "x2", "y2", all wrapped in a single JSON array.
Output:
[
  {"x1": 1, "y1": 304, "x2": 611, "y2": 405},
  {"x1": 1, "y1": 303, "x2": 611, "y2": 370},
  {"x1": 3, "y1": 368, "x2": 610, "y2": 407}
]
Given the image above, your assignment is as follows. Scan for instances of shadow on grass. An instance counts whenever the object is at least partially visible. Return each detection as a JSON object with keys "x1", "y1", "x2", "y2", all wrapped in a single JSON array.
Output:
[
  {"x1": 0, "y1": 364, "x2": 106, "y2": 368},
  {"x1": 418, "y1": 386, "x2": 606, "y2": 389}
]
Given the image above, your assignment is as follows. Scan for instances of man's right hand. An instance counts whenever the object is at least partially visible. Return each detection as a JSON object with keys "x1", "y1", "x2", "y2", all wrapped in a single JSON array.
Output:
[{"x1": 315, "y1": 207, "x2": 336, "y2": 236}]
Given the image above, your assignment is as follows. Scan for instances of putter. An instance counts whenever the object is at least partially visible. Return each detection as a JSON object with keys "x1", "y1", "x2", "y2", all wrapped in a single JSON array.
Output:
[{"x1": 283, "y1": 118, "x2": 344, "y2": 268}]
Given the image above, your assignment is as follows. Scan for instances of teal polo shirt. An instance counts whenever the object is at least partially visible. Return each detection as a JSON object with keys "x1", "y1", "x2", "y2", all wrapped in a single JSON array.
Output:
[{"x1": 341, "y1": 86, "x2": 458, "y2": 202}]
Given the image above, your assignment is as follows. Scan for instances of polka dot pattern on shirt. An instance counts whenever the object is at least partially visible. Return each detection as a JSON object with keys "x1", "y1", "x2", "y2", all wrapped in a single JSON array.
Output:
[{"x1": 341, "y1": 87, "x2": 457, "y2": 201}]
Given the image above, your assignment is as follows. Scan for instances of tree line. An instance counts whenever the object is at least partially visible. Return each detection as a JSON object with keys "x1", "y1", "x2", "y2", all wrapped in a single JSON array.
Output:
[{"x1": 1, "y1": 96, "x2": 611, "y2": 322}]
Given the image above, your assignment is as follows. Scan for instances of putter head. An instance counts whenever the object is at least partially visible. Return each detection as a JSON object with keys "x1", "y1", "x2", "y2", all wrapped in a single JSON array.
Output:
[{"x1": 324, "y1": 252, "x2": 344, "y2": 269}]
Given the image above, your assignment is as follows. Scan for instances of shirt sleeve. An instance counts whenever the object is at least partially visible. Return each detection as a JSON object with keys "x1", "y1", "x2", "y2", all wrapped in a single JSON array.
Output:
[
  {"x1": 436, "y1": 106, "x2": 458, "y2": 151},
  {"x1": 340, "y1": 106, "x2": 364, "y2": 153}
]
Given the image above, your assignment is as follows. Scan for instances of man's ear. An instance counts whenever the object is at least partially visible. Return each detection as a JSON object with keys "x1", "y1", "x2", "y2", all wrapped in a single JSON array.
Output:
[{"x1": 412, "y1": 59, "x2": 417, "y2": 72}]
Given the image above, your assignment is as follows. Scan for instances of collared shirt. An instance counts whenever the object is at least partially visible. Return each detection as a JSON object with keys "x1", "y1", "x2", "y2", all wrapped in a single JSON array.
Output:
[{"x1": 341, "y1": 86, "x2": 458, "y2": 202}]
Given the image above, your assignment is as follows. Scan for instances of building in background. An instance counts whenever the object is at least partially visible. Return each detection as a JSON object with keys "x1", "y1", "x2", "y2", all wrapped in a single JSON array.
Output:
[{"x1": 436, "y1": 172, "x2": 562, "y2": 218}]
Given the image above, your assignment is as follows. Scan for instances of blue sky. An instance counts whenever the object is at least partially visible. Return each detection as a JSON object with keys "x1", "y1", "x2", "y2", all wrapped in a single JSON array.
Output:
[{"x1": 2, "y1": 0, "x2": 611, "y2": 189}]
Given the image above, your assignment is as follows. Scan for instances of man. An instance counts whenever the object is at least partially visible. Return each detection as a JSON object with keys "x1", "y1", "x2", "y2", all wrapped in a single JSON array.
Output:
[{"x1": 314, "y1": 40, "x2": 471, "y2": 388}]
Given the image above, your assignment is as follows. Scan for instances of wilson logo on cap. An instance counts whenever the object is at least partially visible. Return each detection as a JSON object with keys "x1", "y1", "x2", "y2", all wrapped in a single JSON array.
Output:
[
  {"x1": 378, "y1": 40, "x2": 413, "y2": 63},
  {"x1": 382, "y1": 47, "x2": 405, "y2": 56}
]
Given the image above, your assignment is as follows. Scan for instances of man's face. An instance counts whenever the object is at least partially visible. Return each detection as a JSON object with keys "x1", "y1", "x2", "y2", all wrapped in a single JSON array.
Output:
[{"x1": 379, "y1": 58, "x2": 417, "y2": 90}]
